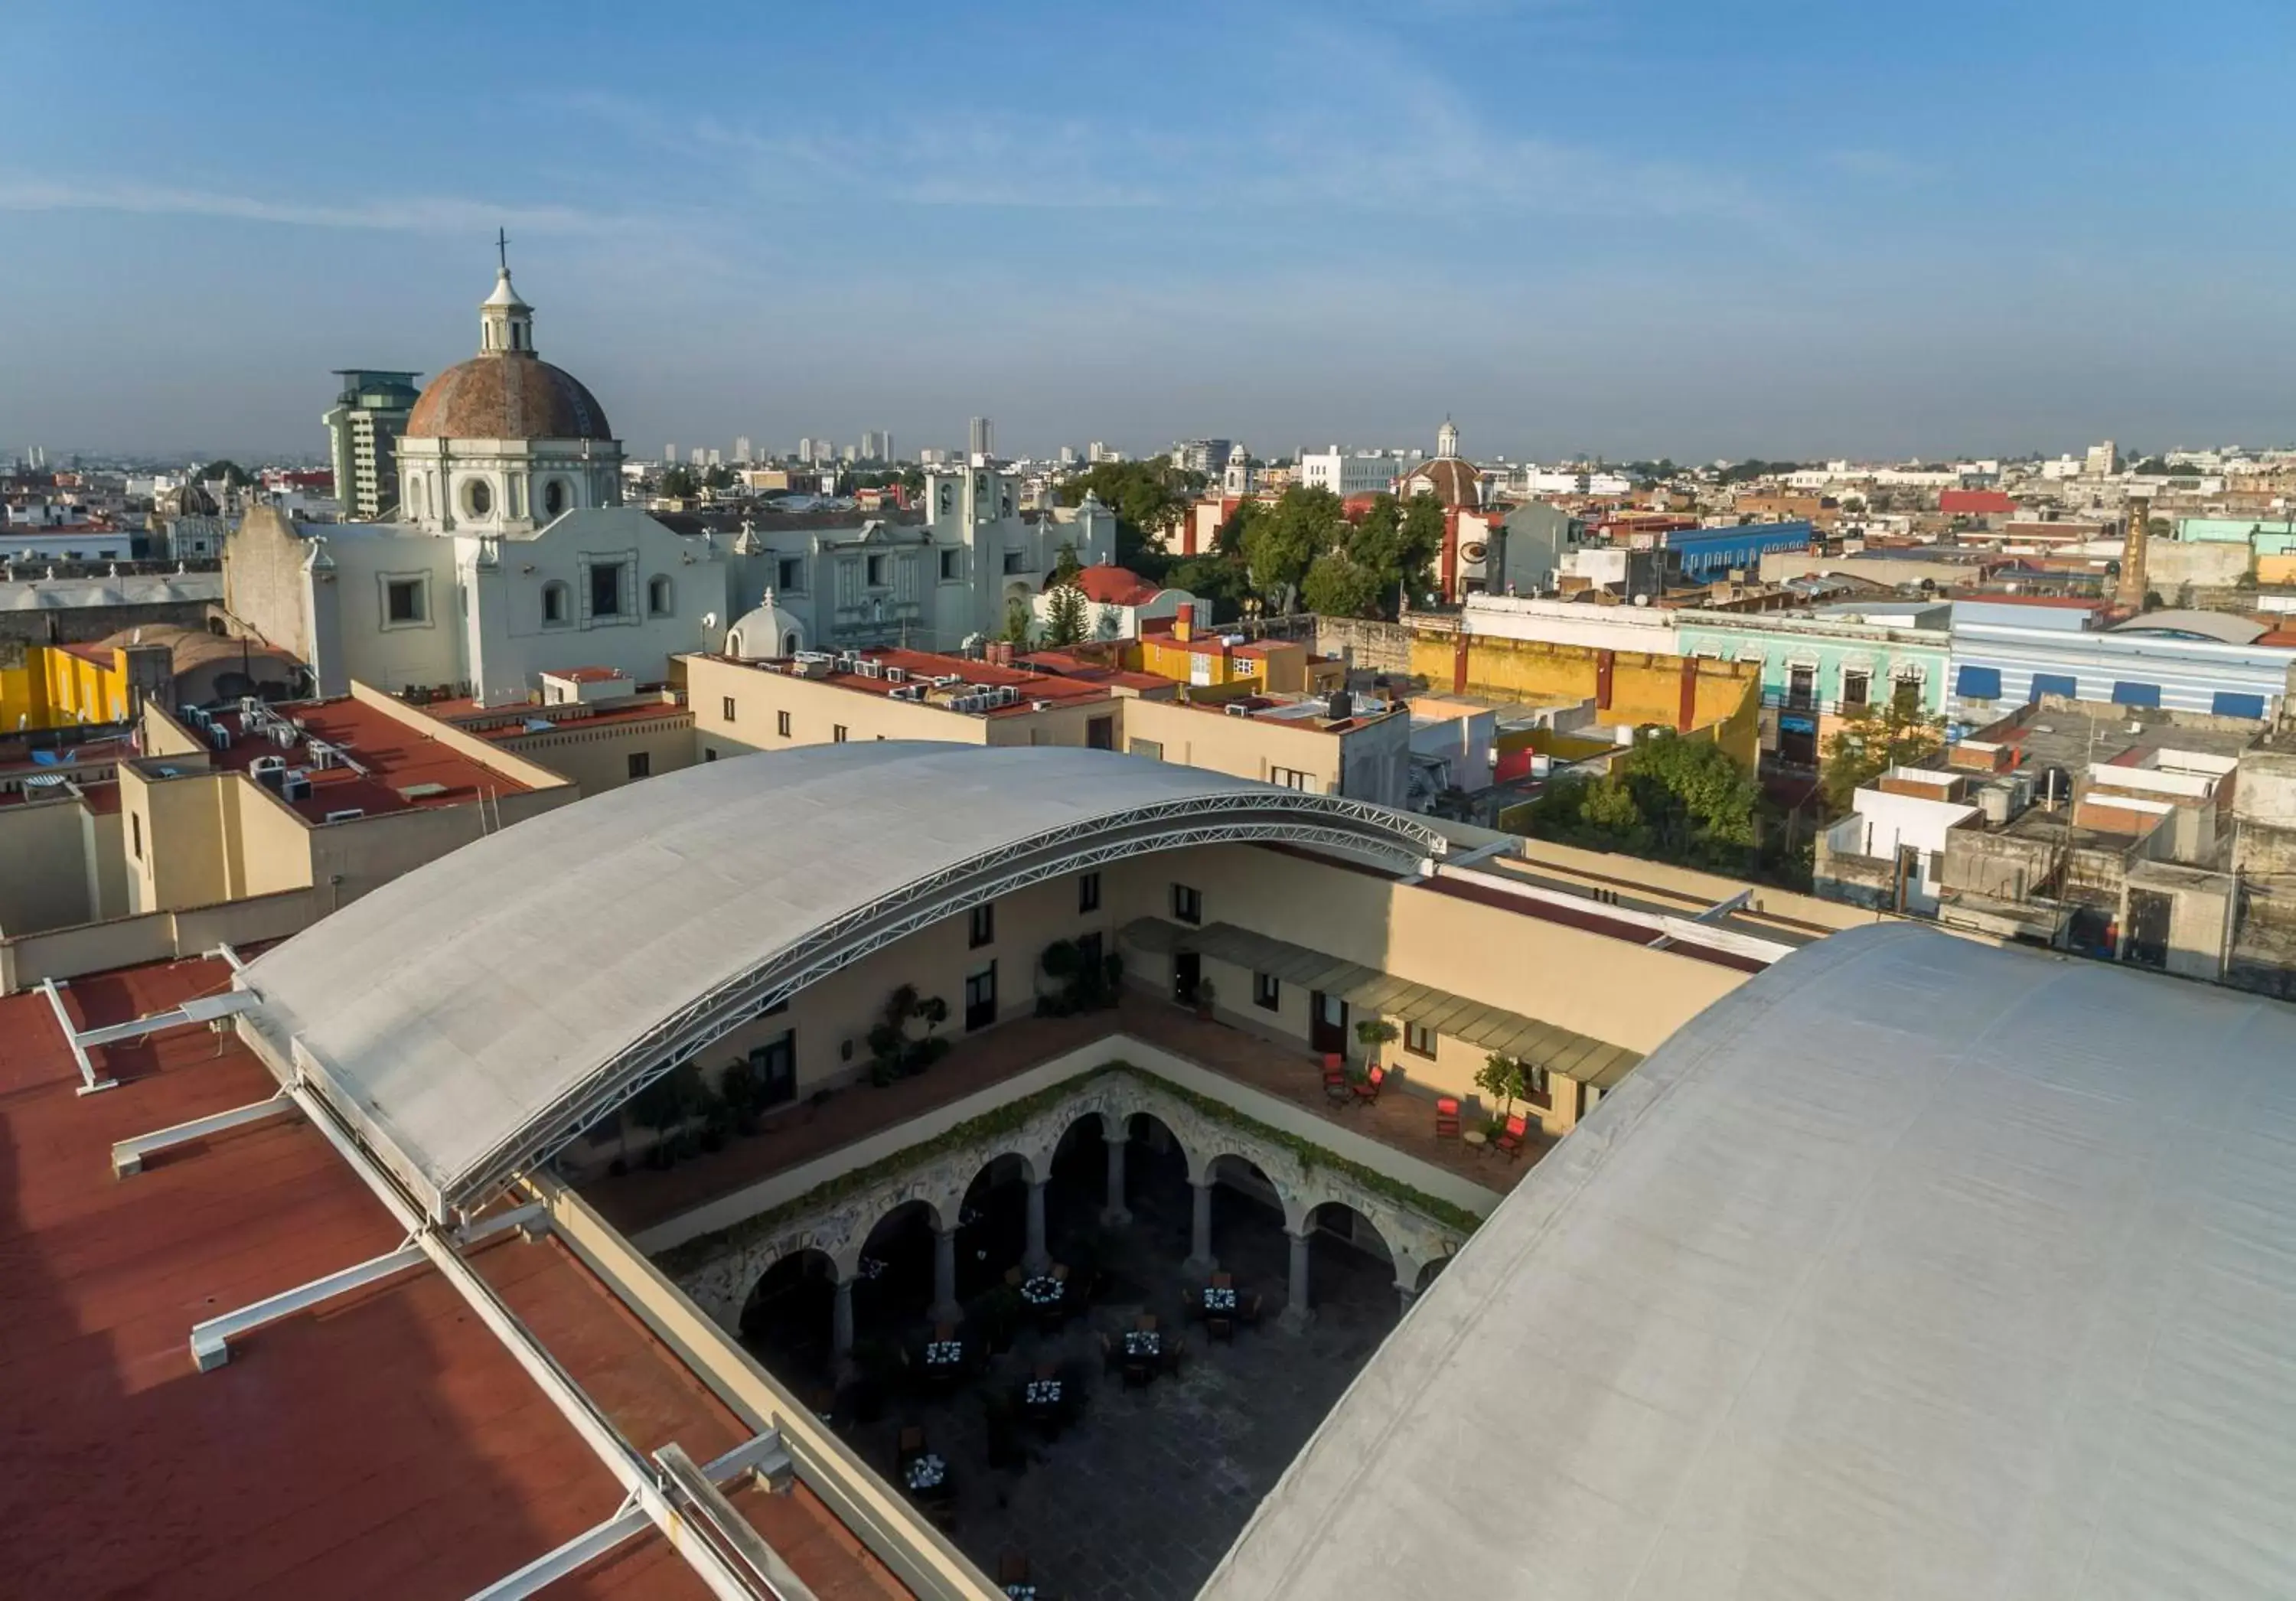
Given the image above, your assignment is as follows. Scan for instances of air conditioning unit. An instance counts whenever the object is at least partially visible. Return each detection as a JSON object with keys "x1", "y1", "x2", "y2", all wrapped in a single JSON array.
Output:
[
  {"x1": 207, "y1": 722, "x2": 232, "y2": 750},
  {"x1": 993, "y1": 686, "x2": 1020, "y2": 706},
  {"x1": 321, "y1": 807, "x2": 365, "y2": 824},
  {"x1": 1225, "y1": 703, "x2": 1252, "y2": 717},
  {"x1": 249, "y1": 754, "x2": 285, "y2": 775},
  {"x1": 859, "y1": 659, "x2": 884, "y2": 679},
  {"x1": 270, "y1": 722, "x2": 298, "y2": 749},
  {"x1": 886, "y1": 667, "x2": 908, "y2": 684},
  {"x1": 307, "y1": 742, "x2": 337, "y2": 769},
  {"x1": 282, "y1": 772, "x2": 311, "y2": 802}
]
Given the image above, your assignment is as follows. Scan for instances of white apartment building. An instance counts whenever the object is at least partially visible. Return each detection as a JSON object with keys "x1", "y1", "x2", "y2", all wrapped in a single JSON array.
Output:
[{"x1": 1298, "y1": 448, "x2": 1400, "y2": 497}]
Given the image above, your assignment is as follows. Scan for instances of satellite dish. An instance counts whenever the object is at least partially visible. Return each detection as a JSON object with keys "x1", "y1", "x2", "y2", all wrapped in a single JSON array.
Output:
[{"x1": 700, "y1": 611, "x2": 719, "y2": 631}]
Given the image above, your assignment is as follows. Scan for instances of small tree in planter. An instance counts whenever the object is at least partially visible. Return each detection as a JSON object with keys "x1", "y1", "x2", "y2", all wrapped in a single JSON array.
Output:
[
  {"x1": 1355, "y1": 1018, "x2": 1400, "y2": 1071},
  {"x1": 1475, "y1": 1053, "x2": 1528, "y2": 1122}
]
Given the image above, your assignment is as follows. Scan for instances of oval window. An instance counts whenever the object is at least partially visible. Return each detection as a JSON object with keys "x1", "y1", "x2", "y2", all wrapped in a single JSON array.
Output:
[
  {"x1": 543, "y1": 479, "x2": 566, "y2": 517},
  {"x1": 466, "y1": 478, "x2": 492, "y2": 517}
]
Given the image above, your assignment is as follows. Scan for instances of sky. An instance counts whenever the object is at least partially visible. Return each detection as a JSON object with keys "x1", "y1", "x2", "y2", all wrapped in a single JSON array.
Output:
[{"x1": 2, "y1": 0, "x2": 2292, "y2": 465}]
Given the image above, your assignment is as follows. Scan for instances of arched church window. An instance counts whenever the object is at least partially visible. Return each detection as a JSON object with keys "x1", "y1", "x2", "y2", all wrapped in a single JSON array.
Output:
[
  {"x1": 543, "y1": 479, "x2": 566, "y2": 517},
  {"x1": 409, "y1": 478, "x2": 425, "y2": 517},
  {"x1": 647, "y1": 576, "x2": 673, "y2": 617},
  {"x1": 465, "y1": 478, "x2": 492, "y2": 517}
]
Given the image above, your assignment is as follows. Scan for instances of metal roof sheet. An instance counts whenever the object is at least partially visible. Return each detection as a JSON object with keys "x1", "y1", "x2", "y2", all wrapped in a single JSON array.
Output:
[{"x1": 1202, "y1": 923, "x2": 2296, "y2": 1601}]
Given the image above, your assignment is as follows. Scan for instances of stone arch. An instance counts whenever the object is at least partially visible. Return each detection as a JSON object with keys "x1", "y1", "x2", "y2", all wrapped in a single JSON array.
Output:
[
  {"x1": 1412, "y1": 1254, "x2": 1453, "y2": 1293},
  {"x1": 839, "y1": 1190, "x2": 947, "y2": 1282},
  {"x1": 736, "y1": 1244, "x2": 837, "y2": 1343},
  {"x1": 1303, "y1": 1198, "x2": 1395, "y2": 1267}
]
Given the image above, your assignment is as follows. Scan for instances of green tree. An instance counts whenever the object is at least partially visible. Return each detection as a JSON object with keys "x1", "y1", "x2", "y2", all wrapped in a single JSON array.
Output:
[
  {"x1": 1043, "y1": 582, "x2": 1088, "y2": 646},
  {"x1": 1396, "y1": 495, "x2": 1447, "y2": 605},
  {"x1": 1820, "y1": 699, "x2": 1945, "y2": 810},
  {"x1": 1527, "y1": 730, "x2": 1759, "y2": 869},
  {"x1": 1000, "y1": 596, "x2": 1034, "y2": 645},
  {"x1": 703, "y1": 464, "x2": 735, "y2": 491},
  {"x1": 659, "y1": 465, "x2": 697, "y2": 497},
  {"x1": 1474, "y1": 1054, "x2": 1528, "y2": 1118},
  {"x1": 1300, "y1": 551, "x2": 1384, "y2": 618},
  {"x1": 1241, "y1": 485, "x2": 1344, "y2": 611},
  {"x1": 199, "y1": 459, "x2": 250, "y2": 488},
  {"x1": 1052, "y1": 540, "x2": 1084, "y2": 586},
  {"x1": 1056, "y1": 456, "x2": 1202, "y2": 576},
  {"x1": 1166, "y1": 554, "x2": 1252, "y2": 622}
]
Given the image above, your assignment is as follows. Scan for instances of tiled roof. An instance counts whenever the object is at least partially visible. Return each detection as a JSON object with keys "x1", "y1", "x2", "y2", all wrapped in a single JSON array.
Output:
[{"x1": 406, "y1": 354, "x2": 612, "y2": 441}]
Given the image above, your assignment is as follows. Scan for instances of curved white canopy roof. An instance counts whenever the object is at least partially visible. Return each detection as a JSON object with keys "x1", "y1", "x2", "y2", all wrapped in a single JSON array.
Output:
[
  {"x1": 240, "y1": 742, "x2": 1447, "y2": 1221},
  {"x1": 1205, "y1": 922, "x2": 2296, "y2": 1600}
]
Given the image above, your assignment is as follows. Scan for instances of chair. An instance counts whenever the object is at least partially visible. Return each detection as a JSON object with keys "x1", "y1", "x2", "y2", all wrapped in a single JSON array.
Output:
[
  {"x1": 896, "y1": 1426, "x2": 926, "y2": 1467},
  {"x1": 1208, "y1": 1312, "x2": 1234, "y2": 1343},
  {"x1": 1051, "y1": 1262, "x2": 1069, "y2": 1283},
  {"x1": 1352, "y1": 1064, "x2": 1385, "y2": 1106},
  {"x1": 1099, "y1": 1332, "x2": 1120, "y2": 1376},
  {"x1": 999, "y1": 1553, "x2": 1031, "y2": 1586},
  {"x1": 1135, "y1": 1312, "x2": 1158, "y2": 1332},
  {"x1": 933, "y1": 1321, "x2": 957, "y2": 1342},
  {"x1": 1163, "y1": 1335, "x2": 1188, "y2": 1375},
  {"x1": 1435, "y1": 1096, "x2": 1463, "y2": 1140},
  {"x1": 1242, "y1": 1290, "x2": 1264, "y2": 1327},
  {"x1": 1211, "y1": 1270, "x2": 1232, "y2": 1289},
  {"x1": 1495, "y1": 1112, "x2": 1530, "y2": 1161},
  {"x1": 1004, "y1": 1264, "x2": 1025, "y2": 1287},
  {"x1": 1322, "y1": 1053, "x2": 1351, "y2": 1104}
]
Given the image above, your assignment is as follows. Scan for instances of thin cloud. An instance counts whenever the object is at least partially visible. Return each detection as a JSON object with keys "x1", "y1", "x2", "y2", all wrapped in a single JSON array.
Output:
[{"x1": 0, "y1": 178, "x2": 611, "y2": 234}]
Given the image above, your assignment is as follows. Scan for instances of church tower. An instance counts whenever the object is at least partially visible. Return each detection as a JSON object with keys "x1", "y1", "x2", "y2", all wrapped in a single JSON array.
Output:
[{"x1": 1437, "y1": 417, "x2": 1461, "y2": 459}]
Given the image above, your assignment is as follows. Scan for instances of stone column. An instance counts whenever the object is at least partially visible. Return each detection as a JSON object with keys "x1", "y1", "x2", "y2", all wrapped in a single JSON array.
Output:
[
  {"x1": 1395, "y1": 1278, "x2": 1420, "y2": 1318},
  {"x1": 1280, "y1": 1227, "x2": 1315, "y2": 1333},
  {"x1": 832, "y1": 1275, "x2": 856, "y2": 1360},
  {"x1": 1101, "y1": 1130, "x2": 1133, "y2": 1228},
  {"x1": 1182, "y1": 1178, "x2": 1218, "y2": 1279},
  {"x1": 1023, "y1": 1178, "x2": 1052, "y2": 1275},
  {"x1": 931, "y1": 1225, "x2": 963, "y2": 1325}
]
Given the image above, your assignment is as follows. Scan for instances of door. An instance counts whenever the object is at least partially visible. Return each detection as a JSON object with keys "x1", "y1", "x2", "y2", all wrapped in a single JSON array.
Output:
[
  {"x1": 1786, "y1": 664, "x2": 1815, "y2": 710},
  {"x1": 748, "y1": 1032, "x2": 796, "y2": 1109},
  {"x1": 2125, "y1": 890, "x2": 2172, "y2": 970},
  {"x1": 964, "y1": 962, "x2": 998, "y2": 1031},
  {"x1": 1309, "y1": 990, "x2": 1349, "y2": 1055},
  {"x1": 1088, "y1": 715, "x2": 1115, "y2": 751},
  {"x1": 1172, "y1": 951, "x2": 1201, "y2": 1005}
]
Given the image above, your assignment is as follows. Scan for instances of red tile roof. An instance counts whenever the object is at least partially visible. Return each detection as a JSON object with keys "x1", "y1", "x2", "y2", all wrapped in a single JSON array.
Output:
[
  {"x1": 1071, "y1": 564, "x2": 1162, "y2": 606},
  {"x1": 193, "y1": 698, "x2": 543, "y2": 822},
  {"x1": 0, "y1": 957, "x2": 905, "y2": 1600},
  {"x1": 1939, "y1": 489, "x2": 2017, "y2": 515}
]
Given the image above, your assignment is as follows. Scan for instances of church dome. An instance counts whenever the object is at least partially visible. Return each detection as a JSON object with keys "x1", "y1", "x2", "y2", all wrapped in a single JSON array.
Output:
[
  {"x1": 725, "y1": 590, "x2": 808, "y2": 660},
  {"x1": 405, "y1": 355, "x2": 612, "y2": 442},
  {"x1": 403, "y1": 263, "x2": 614, "y2": 442},
  {"x1": 1402, "y1": 457, "x2": 1482, "y2": 508}
]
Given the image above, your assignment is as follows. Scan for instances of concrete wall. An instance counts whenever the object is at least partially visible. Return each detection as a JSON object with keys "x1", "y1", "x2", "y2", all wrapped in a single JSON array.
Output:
[
  {"x1": 223, "y1": 506, "x2": 324, "y2": 668},
  {"x1": 0, "y1": 883, "x2": 326, "y2": 993},
  {"x1": 0, "y1": 797, "x2": 96, "y2": 934},
  {"x1": 687, "y1": 653, "x2": 1000, "y2": 760},
  {"x1": 1313, "y1": 616, "x2": 1414, "y2": 675},
  {"x1": 498, "y1": 711, "x2": 696, "y2": 794},
  {"x1": 2148, "y1": 539, "x2": 2252, "y2": 591}
]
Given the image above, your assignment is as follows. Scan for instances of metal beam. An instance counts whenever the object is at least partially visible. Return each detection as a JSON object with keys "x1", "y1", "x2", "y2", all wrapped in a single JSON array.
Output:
[
  {"x1": 190, "y1": 1241, "x2": 426, "y2": 1371},
  {"x1": 113, "y1": 1089, "x2": 294, "y2": 1177},
  {"x1": 655, "y1": 1441, "x2": 820, "y2": 1601},
  {"x1": 466, "y1": 1433, "x2": 793, "y2": 1601},
  {"x1": 1647, "y1": 889, "x2": 1756, "y2": 951},
  {"x1": 37, "y1": 978, "x2": 115, "y2": 1095},
  {"x1": 78, "y1": 989, "x2": 259, "y2": 1048},
  {"x1": 277, "y1": 1078, "x2": 766, "y2": 1600}
]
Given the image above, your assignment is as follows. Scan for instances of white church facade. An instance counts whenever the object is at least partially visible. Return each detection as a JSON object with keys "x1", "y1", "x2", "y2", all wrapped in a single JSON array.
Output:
[{"x1": 226, "y1": 259, "x2": 1112, "y2": 703}]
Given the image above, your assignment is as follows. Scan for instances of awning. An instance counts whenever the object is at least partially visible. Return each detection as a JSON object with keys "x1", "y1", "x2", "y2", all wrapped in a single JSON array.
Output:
[{"x1": 1120, "y1": 918, "x2": 1643, "y2": 1090}]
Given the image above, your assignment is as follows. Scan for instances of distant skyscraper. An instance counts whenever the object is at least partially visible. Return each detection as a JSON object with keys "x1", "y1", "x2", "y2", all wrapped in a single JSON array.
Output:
[
  {"x1": 321, "y1": 369, "x2": 422, "y2": 520},
  {"x1": 1058, "y1": 445, "x2": 1079, "y2": 468},
  {"x1": 665, "y1": 443, "x2": 678, "y2": 465},
  {"x1": 968, "y1": 416, "x2": 993, "y2": 460},
  {"x1": 2085, "y1": 439, "x2": 2120, "y2": 477},
  {"x1": 1173, "y1": 439, "x2": 1232, "y2": 478},
  {"x1": 706, "y1": 448, "x2": 722, "y2": 467},
  {"x1": 690, "y1": 446, "x2": 706, "y2": 466},
  {"x1": 1088, "y1": 441, "x2": 1113, "y2": 464},
  {"x1": 797, "y1": 437, "x2": 814, "y2": 464},
  {"x1": 881, "y1": 432, "x2": 895, "y2": 464},
  {"x1": 840, "y1": 444, "x2": 858, "y2": 464},
  {"x1": 735, "y1": 436, "x2": 752, "y2": 464}
]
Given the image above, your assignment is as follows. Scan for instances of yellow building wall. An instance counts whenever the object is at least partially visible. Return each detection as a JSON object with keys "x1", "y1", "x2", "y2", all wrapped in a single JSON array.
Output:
[
  {"x1": 2259, "y1": 553, "x2": 2296, "y2": 585},
  {"x1": 41, "y1": 650, "x2": 130, "y2": 727},
  {"x1": 1409, "y1": 632, "x2": 1759, "y2": 768}
]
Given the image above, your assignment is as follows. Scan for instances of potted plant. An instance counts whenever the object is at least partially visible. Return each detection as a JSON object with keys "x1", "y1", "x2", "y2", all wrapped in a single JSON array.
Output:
[
  {"x1": 1355, "y1": 1018, "x2": 1400, "y2": 1071},
  {"x1": 1193, "y1": 976, "x2": 1217, "y2": 1020},
  {"x1": 1475, "y1": 1052, "x2": 1526, "y2": 1120}
]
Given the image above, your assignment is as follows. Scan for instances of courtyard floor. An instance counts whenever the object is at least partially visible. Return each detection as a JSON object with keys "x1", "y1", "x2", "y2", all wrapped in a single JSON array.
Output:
[{"x1": 755, "y1": 1168, "x2": 1404, "y2": 1601}]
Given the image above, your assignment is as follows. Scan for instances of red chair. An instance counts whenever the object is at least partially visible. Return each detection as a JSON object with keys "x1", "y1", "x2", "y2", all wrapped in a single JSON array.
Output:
[
  {"x1": 1435, "y1": 1096, "x2": 1462, "y2": 1140},
  {"x1": 1494, "y1": 1112, "x2": 1530, "y2": 1160},
  {"x1": 1352, "y1": 1064, "x2": 1385, "y2": 1106},
  {"x1": 1322, "y1": 1054, "x2": 1352, "y2": 1104}
]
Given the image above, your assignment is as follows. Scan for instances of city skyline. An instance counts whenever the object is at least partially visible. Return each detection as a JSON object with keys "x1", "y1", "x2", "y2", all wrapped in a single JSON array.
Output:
[{"x1": 3, "y1": 0, "x2": 2291, "y2": 461}]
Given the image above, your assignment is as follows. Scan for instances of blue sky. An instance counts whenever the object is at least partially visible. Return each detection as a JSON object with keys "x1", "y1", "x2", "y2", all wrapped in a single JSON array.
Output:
[{"x1": 3, "y1": 0, "x2": 2291, "y2": 463}]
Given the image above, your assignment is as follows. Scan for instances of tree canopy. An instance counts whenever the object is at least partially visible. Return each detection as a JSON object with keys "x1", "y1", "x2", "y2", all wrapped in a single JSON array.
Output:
[
  {"x1": 1056, "y1": 455, "x2": 1204, "y2": 576},
  {"x1": 198, "y1": 460, "x2": 250, "y2": 488},
  {"x1": 1819, "y1": 698, "x2": 1945, "y2": 811},
  {"x1": 1525, "y1": 730, "x2": 1760, "y2": 869},
  {"x1": 1042, "y1": 582, "x2": 1088, "y2": 646},
  {"x1": 658, "y1": 465, "x2": 697, "y2": 497}
]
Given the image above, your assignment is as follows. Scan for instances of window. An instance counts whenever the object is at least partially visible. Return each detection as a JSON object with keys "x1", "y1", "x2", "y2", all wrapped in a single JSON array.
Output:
[
  {"x1": 1892, "y1": 674, "x2": 1921, "y2": 713},
  {"x1": 939, "y1": 548, "x2": 960, "y2": 581},
  {"x1": 131, "y1": 812, "x2": 142, "y2": 861},
  {"x1": 1130, "y1": 738, "x2": 1163, "y2": 761},
  {"x1": 866, "y1": 554, "x2": 889, "y2": 588},
  {"x1": 833, "y1": 724, "x2": 848, "y2": 743},
  {"x1": 969, "y1": 902, "x2": 995, "y2": 947},
  {"x1": 704, "y1": 747, "x2": 719, "y2": 762},
  {"x1": 627, "y1": 751, "x2": 651, "y2": 780},
  {"x1": 1269, "y1": 765, "x2": 1314, "y2": 791},
  {"x1": 1956, "y1": 665, "x2": 2002, "y2": 699},
  {"x1": 464, "y1": 478, "x2": 492, "y2": 517},
  {"x1": 543, "y1": 479, "x2": 566, "y2": 517},
  {"x1": 1002, "y1": 549, "x2": 1026, "y2": 575},
  {"x1": 647, "y1": 575, "x2": 673, "y2": 617},
  {"x1": 2112, "y1": 680, "x2": 2161, "y2": 708},
  {"x1": 542, "y1": 581, "x2": 569, "y2": 625},
  {"x1": 1404, "y1": 1022, "x2": 1437, "y2": 1058},
  {"x1": 776, "y1": 709, "x2": 791, "y2": 737},
  {"x1": 1841, "y1": 669, "x2": 1870, "y2": 708},
  {"x1": 777, "y1": 557, "x2": 804, "y2": 592},
  {"x1": 722, "y1": 696, "x2": 737, "y2": 722},
  {"x1": 589, "y1": 561, "x2": 624, "y2": 618},
  {"x1": 1253, "y1": 971, "x2": 1280, "y2": 1010},
  {"x1": 1088, "y1": 715, "x2": 1114, "y2": 751},
  {"x1": 1078, "y1": 872, "x2": 1101, "y2": 914},
  {"x1": 1172, "y1": 883, "x2": 1202, "y2": 924},
  {"x1": 384, "y1": 577, "x2": 425, "y2": 625}
]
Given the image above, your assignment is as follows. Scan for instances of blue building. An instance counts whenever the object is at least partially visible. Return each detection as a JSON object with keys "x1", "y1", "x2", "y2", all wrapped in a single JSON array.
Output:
[
  {"x1": 1661, "y1": 521, "x2": 1815, "y2": 582},
  {"x1": 1949, "y1": 602, "x2": 2294, "y2": 729}
]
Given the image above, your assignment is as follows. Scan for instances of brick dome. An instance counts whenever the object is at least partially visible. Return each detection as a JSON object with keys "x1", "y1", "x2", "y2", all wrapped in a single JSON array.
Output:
[{"x1": 404, "y1": 354, "x2": 612, "y2": 442}]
